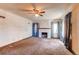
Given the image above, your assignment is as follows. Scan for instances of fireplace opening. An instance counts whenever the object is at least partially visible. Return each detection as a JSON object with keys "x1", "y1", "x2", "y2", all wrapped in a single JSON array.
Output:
[{"x1": 42, "y1": 32, "x2": 47, "y2": 38}]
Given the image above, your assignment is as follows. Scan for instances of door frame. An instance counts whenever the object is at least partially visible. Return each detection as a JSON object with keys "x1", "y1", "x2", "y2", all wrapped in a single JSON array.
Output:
[{"x1": 64, "y1": 12, "x2": 72, "y2": 49}]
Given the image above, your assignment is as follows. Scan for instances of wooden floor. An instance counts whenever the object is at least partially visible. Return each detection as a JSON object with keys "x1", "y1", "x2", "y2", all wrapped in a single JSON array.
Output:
[{"x1": 0, "y1": 37, "x2": 72, "y2": 55}]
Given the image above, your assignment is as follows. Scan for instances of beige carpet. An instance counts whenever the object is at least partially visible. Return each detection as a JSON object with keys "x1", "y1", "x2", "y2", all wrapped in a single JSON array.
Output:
[{"x1": 0, "y1": 37, "x2": 72, "y2": 55}]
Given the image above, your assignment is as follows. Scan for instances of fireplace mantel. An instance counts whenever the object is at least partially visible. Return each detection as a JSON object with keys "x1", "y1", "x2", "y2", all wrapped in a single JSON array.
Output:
[
  {"x1": 39, "y1": 28, "x2": 51, "y2": 29},
  {"x1": 39, "y1": 28, "x2": 51, "y2": 38}
]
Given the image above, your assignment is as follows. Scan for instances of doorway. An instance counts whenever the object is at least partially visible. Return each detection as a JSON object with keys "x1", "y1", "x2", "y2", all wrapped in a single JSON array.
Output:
[{"x1": 32, "y1": 23, "x2": 39, "y2": 37}]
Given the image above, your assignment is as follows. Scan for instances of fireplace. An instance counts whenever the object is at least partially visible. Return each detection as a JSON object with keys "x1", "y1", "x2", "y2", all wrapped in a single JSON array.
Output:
[
  {"x1": 41, "y1": 32, "x2": 47, "y2": 38},
  {"x1": 39, "y1": 29, "x2": 51, "y2": 38}
]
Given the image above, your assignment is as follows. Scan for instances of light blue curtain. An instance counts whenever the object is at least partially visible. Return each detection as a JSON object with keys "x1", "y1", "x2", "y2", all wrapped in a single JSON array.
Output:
[{"x1": 58, "y1": 20, "x2": 64, "y2": 42}]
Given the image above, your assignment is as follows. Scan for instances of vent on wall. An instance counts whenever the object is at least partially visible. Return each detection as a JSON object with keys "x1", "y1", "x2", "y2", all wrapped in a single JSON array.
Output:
[{"x1": 0, "y1": 16, "x2": 5, "y2": 19}]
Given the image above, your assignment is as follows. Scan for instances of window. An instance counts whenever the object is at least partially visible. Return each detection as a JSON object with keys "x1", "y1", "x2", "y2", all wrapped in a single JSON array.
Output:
[
  {"x1": 51, "y1": 22, "x2": 58, "y2": 38},
  {"x1": 53, "y1": 23, "x2": 58, "y2": 34}
]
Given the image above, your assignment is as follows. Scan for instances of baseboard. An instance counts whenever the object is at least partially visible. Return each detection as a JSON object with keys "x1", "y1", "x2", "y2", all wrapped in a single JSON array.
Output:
[
  {"x1": 0, "y1": 36, "x2": 32, "y2": 48},
  {"x1": 23, "y1": 36, "x2": 32, "y2": 39}
]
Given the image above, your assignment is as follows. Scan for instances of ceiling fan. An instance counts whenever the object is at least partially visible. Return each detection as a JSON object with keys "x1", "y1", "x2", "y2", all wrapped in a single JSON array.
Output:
[{"x1": 20, "y1": 4, "x2": 45, "y2": 16}]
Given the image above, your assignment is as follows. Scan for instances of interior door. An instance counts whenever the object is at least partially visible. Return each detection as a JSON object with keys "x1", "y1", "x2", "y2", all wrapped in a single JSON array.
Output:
[{"x1": 32, "y1": 23, "x2": 39, "y2": 37}]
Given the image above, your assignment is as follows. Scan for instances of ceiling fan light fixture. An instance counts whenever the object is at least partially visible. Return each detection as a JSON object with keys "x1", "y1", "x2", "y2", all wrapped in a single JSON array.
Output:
[{"x1": 35, "y1": 14, "x2": 39, "y2": 17}]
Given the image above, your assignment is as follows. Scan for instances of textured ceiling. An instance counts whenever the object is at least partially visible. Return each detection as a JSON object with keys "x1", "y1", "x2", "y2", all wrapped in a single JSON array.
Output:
[{"x1": 0, "y1": 3, "x2": 73, "y2": 21}]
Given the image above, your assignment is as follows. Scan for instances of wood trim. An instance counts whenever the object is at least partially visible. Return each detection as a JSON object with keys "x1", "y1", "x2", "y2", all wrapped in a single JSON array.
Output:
[
  {"x1": 0, "y1": 16, "x2": 5, "y2": 19},
  {"x1": 69, "y1": 49, "x2": 76, "y2": 55}
]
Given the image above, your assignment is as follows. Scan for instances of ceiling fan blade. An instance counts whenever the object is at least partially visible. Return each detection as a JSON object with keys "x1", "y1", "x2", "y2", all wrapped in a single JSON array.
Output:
[
  {"x1": 40, "y1": 14, "x2": 43, "y2": 16},
  {"x1": 40, "y1": 11, "x2": 45, "y2": 13},
  {"x1": 39, "y1": 13, "x2": 43, "y2": 16},
  {"x1": 20, "y1": 9, "x2": 32, "y2": 12},
  {"x1": 31, "y1": 3, "x2": 36, "y2": 9}
]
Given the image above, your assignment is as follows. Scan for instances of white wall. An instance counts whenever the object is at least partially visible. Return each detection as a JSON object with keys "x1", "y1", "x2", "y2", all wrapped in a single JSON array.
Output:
[
  {"x1": 0, "y1": 9, "x2": 32, "y2": 47},
  {"x1": 38, "y1": 20, "x2": 51, "y2": 28},
  {"x1": 33, "y1": 20, "x2": 51, "y2": 28}
]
